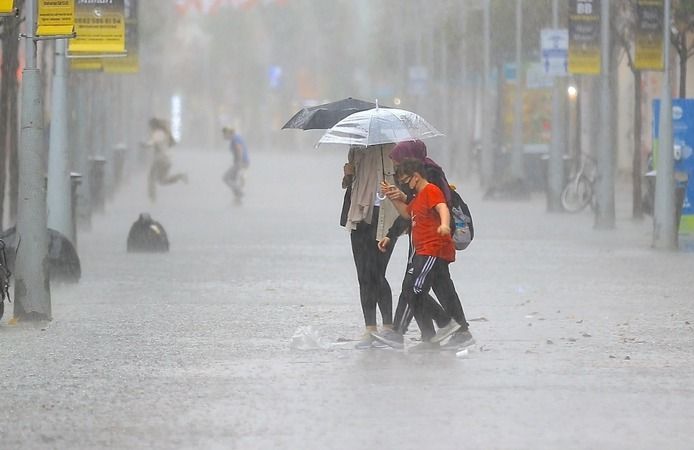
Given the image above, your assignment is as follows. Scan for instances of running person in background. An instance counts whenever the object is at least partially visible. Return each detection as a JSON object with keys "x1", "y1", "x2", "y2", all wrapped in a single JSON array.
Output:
[
  {"x1": 143, "y1": 117, "x2": 188, "y2": 202},
  {"x1": 222, "y1": 127, "x2": 250, "y2": 205}
]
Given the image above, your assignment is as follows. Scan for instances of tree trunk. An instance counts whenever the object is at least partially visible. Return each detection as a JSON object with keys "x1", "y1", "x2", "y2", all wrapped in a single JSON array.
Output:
[
  {"x1": 633, "y1": 70, "x2": 643, "y2": 219},
  {"x1": 0, "y1": 10, "x2": 22, "y2": 229},
  {"x1": 679, "y1": 34, "x2": 687, "y2": 98},
  {"x1": 9, "y1": 85, "x2": 19, "y2": 224},
  {"x1": 0, "y1": 29, "x2": 11, "y2": 229},
  {"x1": 6, "y1": 0, "x2": 24, "y2": 224}
]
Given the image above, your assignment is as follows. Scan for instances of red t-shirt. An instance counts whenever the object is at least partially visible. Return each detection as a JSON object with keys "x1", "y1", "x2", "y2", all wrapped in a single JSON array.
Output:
[{"x1": 407, "y1": 183, "x2": 455, "y2": 262}]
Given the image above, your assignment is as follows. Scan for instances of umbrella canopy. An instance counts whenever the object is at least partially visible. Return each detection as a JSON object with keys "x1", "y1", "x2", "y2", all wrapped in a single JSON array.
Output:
[
  {"x1": 317, "y1": 107, "x2": 443, "y2": 147},
  {"x1": 282, "y1": 97, "x2": 383, "y2": 130}
]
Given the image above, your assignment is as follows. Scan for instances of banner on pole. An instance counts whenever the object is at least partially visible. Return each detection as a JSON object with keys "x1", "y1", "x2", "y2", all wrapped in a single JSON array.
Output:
[
  {"x1": 69, "y1": 58, "x2": 102, "y2": 71},
  {"x1": 0, "y1": 0, "x2": 15, "y2": 14},
  {"x1": 568, "y1": 0, "x2": 601, "y2": 75},
  {"x1": 541, "y1": 28, "x2": 569, "y2": 77},
  {"x1": 635, "y1": 0, "x2": 664, "y2": 71},
  {"x1": 37, "y1": 0, "x2": 75, "y2": 36},
  {"x1": 653, "y1": 99, "x2": 694, "y2": 237},
  {"x1": 69, "y1": 0, "x2": 125, "y2": 54},
  {"x1": 103, "y1": 0, "x2": 139, "y2": 73}
]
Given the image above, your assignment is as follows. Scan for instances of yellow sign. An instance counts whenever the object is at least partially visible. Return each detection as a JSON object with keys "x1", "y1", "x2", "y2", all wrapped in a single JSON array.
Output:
[
  {"x1": 69, "y1": 57, "x2": 102, "y2": 72},
  {"x1": 568, "y1": 0, "x2": 601, "y2": 75},
  {"x1": 69, "y1": 0, "x2": 125, "y2": 54},
  {"x1": 37, "y1": 0, "x2": 75, "y2": 36},
  {"x1": 0, "y1": 0, "x2": 15, "y2": 14},
  {"x1": 102, "y1": 54, "x2": 137, "y2": 73},
  {"x1": 104, "y1": 0, "x2": 138, "y2": 73},
  {"x1": 634, "y1": 0, "x2": 664, "y2": 71}
]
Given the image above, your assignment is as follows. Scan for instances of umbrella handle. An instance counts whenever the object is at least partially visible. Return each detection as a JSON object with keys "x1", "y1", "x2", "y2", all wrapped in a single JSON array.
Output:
[{"x1": 376, "y1": 192, "x2": 387, "y2": 201}]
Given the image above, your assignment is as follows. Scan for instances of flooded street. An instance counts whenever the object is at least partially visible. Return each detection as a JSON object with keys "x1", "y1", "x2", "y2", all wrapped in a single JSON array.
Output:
[{"x1": 1, "y1": 147, "x2": 692, "y2": 449}]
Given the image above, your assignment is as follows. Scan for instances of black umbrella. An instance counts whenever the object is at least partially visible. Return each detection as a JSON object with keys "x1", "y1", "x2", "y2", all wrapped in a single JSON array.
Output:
[{"x1": 282, "y1": 97, "x2": 387, "y2": 130}]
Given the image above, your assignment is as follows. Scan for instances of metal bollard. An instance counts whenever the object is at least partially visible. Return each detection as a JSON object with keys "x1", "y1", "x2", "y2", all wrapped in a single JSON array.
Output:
[
  {"x1": 112, "y1": 144, "x2": 127, "y2": 190},
  {"x1": 88, "y1": 156, "x2": 107, "y2": 214},
  {"x1": 70, "y1": 172, "x2": 82, "y2": 248}
]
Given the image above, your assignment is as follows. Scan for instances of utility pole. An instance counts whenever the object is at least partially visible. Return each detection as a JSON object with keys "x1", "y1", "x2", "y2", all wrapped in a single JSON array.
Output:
[
  {"x1": 441, "y1": 19, "x2": 450, "y2": 170},
  {"x1": 511, "y1": 0, "x2": 524, "y2": 181},
  {"x1": 594, "y1": 0, "x2": 616, "y2": 229},
  {"x1": 458, "y1": 3, "x2": 471, "y2": 178},
  {"x1": 47, "y1": 39, "x2": 72, "y2": 242},
  {"x1": 481, "y1": 0, "x2": 493, "y2": 189},
  {"x1": 653, "y1": 0, "x2": 677, "y2": 248},
  {"x1": 14, "y1": 0, "x2": 51, "y2": 321},
  {"x1": 547, "y1": 0, "x2": 565, "y2": 211}
]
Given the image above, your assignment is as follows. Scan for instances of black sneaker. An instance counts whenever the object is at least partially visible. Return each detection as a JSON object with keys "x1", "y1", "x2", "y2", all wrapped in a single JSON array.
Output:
[
  {"x1": 441, "y1": 329, "x2": 475, "y2": 350},
  {"x1": 371, "y1": 329, "x2": 405, "y2": 349}
]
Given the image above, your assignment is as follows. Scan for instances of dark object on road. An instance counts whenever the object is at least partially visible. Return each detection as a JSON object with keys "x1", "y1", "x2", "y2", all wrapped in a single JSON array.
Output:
[
  {"x1": 0, "y1": 227, "x2": 81, "y2": 284},
  {"x1": 282, "y1": 97, "x2": 386, "y2": 130},
  {"x1": 0, "y1": 239, "x2": 11, "y2": 320},
  {"x1": 127, "y1": 213, "x2": 170, "y2": 253}
]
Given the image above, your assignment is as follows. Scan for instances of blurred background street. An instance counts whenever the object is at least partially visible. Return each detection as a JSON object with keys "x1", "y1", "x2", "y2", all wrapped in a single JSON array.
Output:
[{"x1": 1, "y1": 147, "x2": 692, "y2": 449}]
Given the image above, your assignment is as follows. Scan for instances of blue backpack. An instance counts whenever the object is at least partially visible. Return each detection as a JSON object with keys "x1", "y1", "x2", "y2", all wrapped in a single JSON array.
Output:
[{"x1": 449, "y1": 188, "x2": 474, "y2": 250}]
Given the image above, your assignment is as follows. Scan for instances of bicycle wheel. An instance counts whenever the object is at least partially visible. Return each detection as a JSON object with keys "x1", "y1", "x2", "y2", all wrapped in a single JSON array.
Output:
[{"x1": 561, "y1": 175, "x2": 593, "y2": 213}]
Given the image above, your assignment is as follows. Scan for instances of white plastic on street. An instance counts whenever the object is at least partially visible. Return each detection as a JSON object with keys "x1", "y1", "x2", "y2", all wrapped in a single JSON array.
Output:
[{"x1": 290, "y1": 326, "x2": 332, "y2": 351}]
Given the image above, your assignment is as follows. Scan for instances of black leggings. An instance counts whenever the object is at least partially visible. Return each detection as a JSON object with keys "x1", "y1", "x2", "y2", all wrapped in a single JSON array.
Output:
[{"x1": 350, "y1": 209, "x2": 396, "y2": 327}]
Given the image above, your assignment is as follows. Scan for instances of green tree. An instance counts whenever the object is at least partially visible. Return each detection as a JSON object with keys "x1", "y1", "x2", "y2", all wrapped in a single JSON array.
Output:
[
  {"x1": 615, "y1": 0, "x2": 646, "y2": 219},
  {"x1": 672, "y1": 0, "x2": 694, "y2": 97}
]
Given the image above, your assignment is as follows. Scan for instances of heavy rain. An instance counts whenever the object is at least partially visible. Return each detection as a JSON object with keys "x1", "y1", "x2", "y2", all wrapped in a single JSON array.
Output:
[{"x1": 0, "y1": 0, "x2": 693, "y2": 448}]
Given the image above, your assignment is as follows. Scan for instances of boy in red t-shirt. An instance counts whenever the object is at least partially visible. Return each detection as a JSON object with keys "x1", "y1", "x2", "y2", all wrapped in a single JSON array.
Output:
[{"x1": 382, "y1": 158, "x2": 471, "y2": 350}]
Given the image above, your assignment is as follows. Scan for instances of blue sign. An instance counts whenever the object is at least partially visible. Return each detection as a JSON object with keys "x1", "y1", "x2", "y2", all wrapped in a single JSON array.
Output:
[
  {"x1": 541, "y1": 28, "x2": 568, "y2": 76},
  {"x1": 653, "y1": 99, "x2": 694, "y2": 237},
  {"x1": 268, "y1": 65, "x2": 283, "y2": 89}
]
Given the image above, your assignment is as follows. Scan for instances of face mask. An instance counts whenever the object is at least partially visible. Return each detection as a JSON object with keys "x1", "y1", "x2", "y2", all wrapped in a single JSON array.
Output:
[{"x1": 398, "y1": 178, "x2": 414, "y2": 197}]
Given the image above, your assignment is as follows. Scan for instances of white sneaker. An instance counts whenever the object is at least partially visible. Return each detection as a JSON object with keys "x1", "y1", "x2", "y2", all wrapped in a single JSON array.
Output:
[{"x1": 431, "y1": 320, "x2": 462, "y2": 343}]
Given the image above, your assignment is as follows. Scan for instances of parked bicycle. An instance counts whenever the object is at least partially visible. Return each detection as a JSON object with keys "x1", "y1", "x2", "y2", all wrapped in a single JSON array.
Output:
[{"x1": 561, "y1": 153, "x2": 597, "y2": 213}]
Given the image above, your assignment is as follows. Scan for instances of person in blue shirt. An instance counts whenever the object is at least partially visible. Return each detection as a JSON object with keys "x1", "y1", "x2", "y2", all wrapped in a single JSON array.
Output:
[{"x1": 222, "y1": 127, "x2": 250, "y2": 205}]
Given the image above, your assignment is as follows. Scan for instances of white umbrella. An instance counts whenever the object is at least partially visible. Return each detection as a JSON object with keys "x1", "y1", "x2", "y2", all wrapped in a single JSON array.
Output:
[{"x1": 316, "y1": 107, "x2": 443, "y2": 147}]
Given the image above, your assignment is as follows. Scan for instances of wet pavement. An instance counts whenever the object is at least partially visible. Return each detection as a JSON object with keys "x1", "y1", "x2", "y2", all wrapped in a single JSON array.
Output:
[{"x1": 1, "y1": 147, "x2": 693, "y2": 449}]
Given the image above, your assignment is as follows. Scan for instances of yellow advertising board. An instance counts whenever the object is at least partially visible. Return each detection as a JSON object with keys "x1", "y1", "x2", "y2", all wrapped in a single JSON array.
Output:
[
  {"x1": 568, "y1": 0, "x2": 601, "y2": 75},
  {"x1": 104, "y1": 0, "x2": 138, "y2": 73},
  {"x1": 634, "y1": 0, "x2": 664, "y2": 71},
  {"x1": 37, "y1": 0, "x2": 75, "y2": 36},
  {"x1": 69, "y1": 0, "x2": 125, "y2": 54},
  {"x1": 102, "y1": 54, "x2": 137, "y2": 73},
  {"x1": 0, "y1": 0, "x2": 15, "y2": 14},
  {"x1": 69, "y1": 57, "x2": 102, "y2": 72}
]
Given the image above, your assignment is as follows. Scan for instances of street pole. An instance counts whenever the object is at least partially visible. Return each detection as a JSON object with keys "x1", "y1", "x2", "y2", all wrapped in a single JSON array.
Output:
[
  {"x1": 594, "y1": 0, "x2": 616, "y2": 229},
  {"x1": 47, "y1": 39, "x2": 72, "y2": 243},
  {"x1": 440, "y1": 18, "x2": 451, "y2": 170},
  {"x1": 481, "y1": 0, "x2": 493, "y2": 189},
  {"x1": 547, "y1": 0, "x2": 564, "y2": 211},
  {"x1": 458, "y1": 3, "x2": 471, "y2": 178},
  {"x1": 14, "y1": 0, "x2": 51, "y2": 321},
  {"x1": 653, "y1": 0, "x2": 677, "y2": 249},
  {"x1": 511, "y1": 0, "x2": 524, "y2": 181}
]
